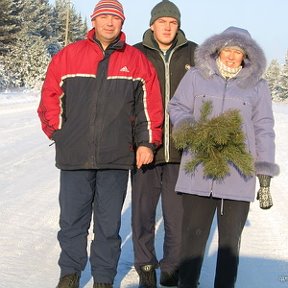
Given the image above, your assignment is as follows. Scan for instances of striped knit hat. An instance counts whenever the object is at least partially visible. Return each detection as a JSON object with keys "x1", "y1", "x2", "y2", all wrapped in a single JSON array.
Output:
[{"x1": 90, "y1": 0, "x2": 125, "y2": 22}]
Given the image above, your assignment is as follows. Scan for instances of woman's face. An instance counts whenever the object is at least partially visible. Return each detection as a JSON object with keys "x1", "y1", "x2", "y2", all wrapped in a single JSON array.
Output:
[{"x1": 219, "y1": 48, "x2": 245, "y2": 68}]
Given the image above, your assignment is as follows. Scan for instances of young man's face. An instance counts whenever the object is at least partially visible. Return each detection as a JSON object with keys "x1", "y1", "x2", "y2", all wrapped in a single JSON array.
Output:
[
  {"x1": 92, "y1": 14, "x2": 123, "y2": 49},
  {"x1": 150, "y1": 17, "x2": 179, "y2": 50}
]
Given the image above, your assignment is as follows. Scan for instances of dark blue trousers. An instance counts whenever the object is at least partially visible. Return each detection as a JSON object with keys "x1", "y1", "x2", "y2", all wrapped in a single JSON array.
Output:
[{"x1": 57, "y1": 169, "x2": 128, "y2": 284}]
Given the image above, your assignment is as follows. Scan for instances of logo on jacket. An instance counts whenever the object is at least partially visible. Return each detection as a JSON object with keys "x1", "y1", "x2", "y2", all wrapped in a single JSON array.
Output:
[{"x1": 120, "y1": 66, "x2": 130, "y2": 72}]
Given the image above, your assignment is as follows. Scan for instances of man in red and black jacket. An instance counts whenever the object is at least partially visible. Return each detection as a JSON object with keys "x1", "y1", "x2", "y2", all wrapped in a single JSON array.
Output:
[{"x1": 38, "y1": 1, "x2": 163, "y2": 287}]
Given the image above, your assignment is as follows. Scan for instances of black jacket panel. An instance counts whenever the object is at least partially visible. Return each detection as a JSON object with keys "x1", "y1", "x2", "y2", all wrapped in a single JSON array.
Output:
[{"x1": 134, "y1": 30, "x2": 197, "y2": 164}]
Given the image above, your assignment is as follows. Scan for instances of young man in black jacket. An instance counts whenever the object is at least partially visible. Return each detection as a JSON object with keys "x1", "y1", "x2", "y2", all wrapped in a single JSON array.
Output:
[{"x1": 132, "y1": 1, "x2": 198, "y2": 287}]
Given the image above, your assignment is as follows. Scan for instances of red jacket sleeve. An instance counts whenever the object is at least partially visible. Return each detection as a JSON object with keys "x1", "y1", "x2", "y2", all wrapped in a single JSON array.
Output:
[{"x1": 37, "y1": 53, "x2": 64, "y2": 139}]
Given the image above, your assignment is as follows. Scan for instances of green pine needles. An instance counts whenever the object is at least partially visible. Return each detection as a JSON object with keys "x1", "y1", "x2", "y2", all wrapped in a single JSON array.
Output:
[{"x1": 172, "y1": 101, "x2": 254, "y2": 179}]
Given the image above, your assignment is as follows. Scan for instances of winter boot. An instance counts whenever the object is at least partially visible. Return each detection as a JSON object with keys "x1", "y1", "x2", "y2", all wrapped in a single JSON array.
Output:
[
  {"x1": 93, "y1": 283, "x2": 113, "y2": 288},
  {"x1": 160, "y1": 270, "x2": 178, "y2": 287},
  {"x1": 56, "y1": 273, "x2": 80, "y2": 288},
  {"x1": 138, "y1": 264, "x2": 157, "y2": 288}
]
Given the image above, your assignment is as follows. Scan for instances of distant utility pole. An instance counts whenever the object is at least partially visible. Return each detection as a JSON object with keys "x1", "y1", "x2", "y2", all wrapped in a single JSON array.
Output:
[{"x1": 64, "y1": 0, "x2": 71, "y2": 46}]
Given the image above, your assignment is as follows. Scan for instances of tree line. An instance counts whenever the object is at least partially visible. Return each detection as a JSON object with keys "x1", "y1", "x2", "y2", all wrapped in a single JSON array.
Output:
[
  {"x1": 0, "y1": 0, "x2": 287, "y2": 102},
  {"x1": 0, "y1": 0, "x2": 87, "y2": 89}
]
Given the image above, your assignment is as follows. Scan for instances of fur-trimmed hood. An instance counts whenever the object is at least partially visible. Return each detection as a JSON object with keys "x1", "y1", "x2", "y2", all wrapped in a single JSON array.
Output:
[{"x1": 195, "y1": 26, "x2": 267, "y2": 87}]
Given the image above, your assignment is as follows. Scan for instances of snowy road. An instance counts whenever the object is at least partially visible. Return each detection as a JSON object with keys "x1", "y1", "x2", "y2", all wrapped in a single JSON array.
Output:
[{"x1": 0, "y1": 97, "x2": 287, "y2": 288}]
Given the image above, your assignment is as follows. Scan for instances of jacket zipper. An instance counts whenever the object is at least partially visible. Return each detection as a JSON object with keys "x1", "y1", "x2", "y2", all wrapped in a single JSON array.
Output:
[
  {"x1": 161, "y1": 46, "x2": 184, "y2": 162},
  {"x1": 163, "y1": 52, "x2": 171, "y2": 162},
  {"x1": 92, "y1": 50, "x2": 106, "y2": 168}
]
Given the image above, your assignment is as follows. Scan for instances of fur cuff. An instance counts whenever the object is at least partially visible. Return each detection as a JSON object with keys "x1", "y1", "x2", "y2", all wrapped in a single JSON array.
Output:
[{"x1": 255, "y1": 161, "x2": 280, "y2": 177}]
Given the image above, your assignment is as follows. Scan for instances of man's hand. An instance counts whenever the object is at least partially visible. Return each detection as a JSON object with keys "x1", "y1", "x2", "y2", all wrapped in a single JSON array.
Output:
[{"x1": 136, "y1": 146, "x2": 154, "y2": 169}]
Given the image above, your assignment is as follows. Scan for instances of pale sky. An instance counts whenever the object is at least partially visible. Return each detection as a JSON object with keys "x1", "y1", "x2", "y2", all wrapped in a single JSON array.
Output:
[{"x1": 52, "y1": 0, "x2": 288, "y2": 64}]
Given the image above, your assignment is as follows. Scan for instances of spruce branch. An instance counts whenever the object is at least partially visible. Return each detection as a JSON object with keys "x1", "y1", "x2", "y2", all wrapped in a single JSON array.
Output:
[{"x1": 172, "y1": 101, "x2": 254, "y2": 179}]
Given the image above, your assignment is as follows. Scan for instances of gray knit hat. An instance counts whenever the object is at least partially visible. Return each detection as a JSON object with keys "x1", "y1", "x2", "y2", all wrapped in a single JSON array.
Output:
[{"x1": 150, "y1": 0, "x2": 181, "y2": 26}]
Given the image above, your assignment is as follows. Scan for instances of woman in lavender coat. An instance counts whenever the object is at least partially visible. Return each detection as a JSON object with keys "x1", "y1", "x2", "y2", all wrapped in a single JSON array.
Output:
[{"x1": 167, "y1": 26, "x2": 279, "y2": 288}]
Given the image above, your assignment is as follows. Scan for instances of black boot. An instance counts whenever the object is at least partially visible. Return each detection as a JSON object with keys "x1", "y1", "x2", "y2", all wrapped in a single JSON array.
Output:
[
  {"x1": 138, "y1": 264, "x2": 157, "y2": 288},
  {"x1": 160, "y1": 270, "x2": 178, "y2": 287},
  {"x1": 56, "y1": 273, "x2": 80, "y2": 288}
]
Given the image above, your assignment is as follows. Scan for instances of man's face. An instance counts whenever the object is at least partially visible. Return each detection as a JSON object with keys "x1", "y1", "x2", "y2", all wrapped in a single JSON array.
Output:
[
  {"x1": 92, "y1": 14, "x2": 123, "y2": 49},
  {"x1": 150, "y1": 17, "x2": 179, "y2": 50}
]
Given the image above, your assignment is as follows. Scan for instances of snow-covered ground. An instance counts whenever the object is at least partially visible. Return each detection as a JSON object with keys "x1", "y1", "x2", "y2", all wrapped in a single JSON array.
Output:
[{"x1": 0, "y1": 90, "x2": 287, "y2": 288}]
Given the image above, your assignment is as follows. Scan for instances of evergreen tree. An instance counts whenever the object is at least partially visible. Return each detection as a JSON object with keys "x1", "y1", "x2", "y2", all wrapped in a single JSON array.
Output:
[
  {"x1": 0, "y1": 0, "x2": 24, "y2": 55},
  {"x1": 2, "y1": 30, "x2": 50, "y2": 88},
  {"x1": 22, "y1": 0, "x2": 53, "y2": 39},
  {"x1": 265, "y1": 59, "x2": 281, "y2": 100},
  {"x1": 50, "y1": 0, "x2": 66, "y2": 46},
  {"x1": 274, "y1": 51, "x2": 288, "y2": 101},
  {"x1": 70, "y1": 11, "x2": 88, "y2": 42},
  {"x1": 0, "y1": 62, "x2": 9, "y2": 89},
  {"x1": 265, "y1": 59, "x2": 281, "y2": 92},
  {"x1": 52, "y1": 0, "x2": 87, "y2": 46}
]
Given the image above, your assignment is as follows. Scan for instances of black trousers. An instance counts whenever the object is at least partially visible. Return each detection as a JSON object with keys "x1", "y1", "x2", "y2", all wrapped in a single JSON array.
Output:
[
  {"x1": 179, "y1": 194, "x2": 249, "y2": 288},
  {"x1": 131, "y1": 163, "x2": 183, "y2": 273}
]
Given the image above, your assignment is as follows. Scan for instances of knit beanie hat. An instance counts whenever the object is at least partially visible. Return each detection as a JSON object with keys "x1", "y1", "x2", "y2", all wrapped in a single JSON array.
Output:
[
  {"x1": 150, "y1": 0, "x2": 181, "y2": 26},
  {"x1": 90, "y1": 0, "x2": 125, "y2": 22}
]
